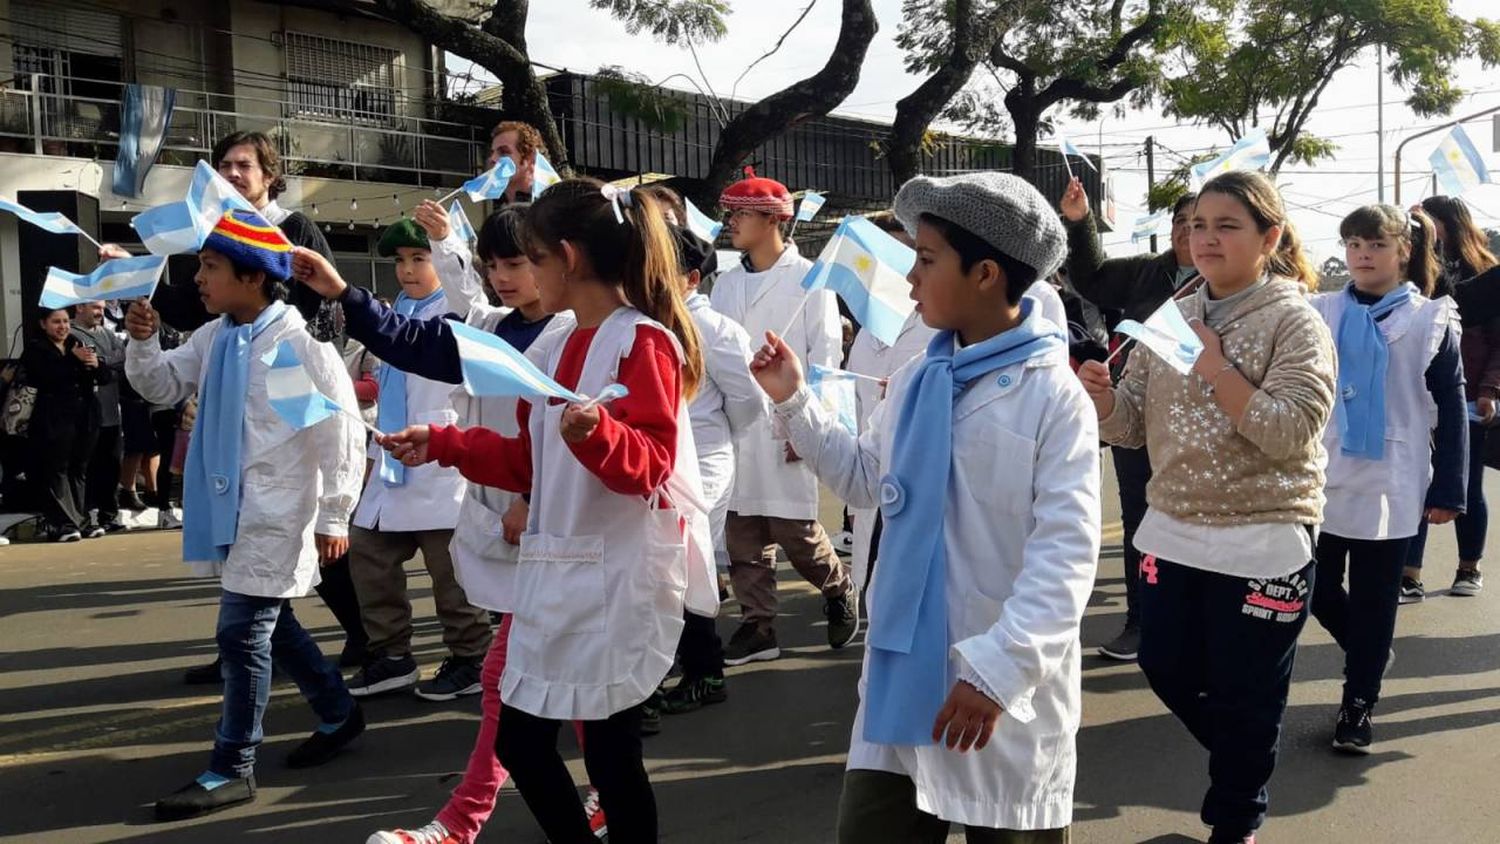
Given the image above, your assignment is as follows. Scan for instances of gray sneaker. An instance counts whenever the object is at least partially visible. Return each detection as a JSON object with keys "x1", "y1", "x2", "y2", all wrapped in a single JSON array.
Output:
[
  {"x1": 825, "y1": 591, "x2": 860, "y2": 649},
  {"x1": 1451, "y1": 568, "x2": 1483, "y2": 596},
  {"x1": 723, "y1": 622, "x2": 780, "y2": 666},
  {"x1": 348, "y1": 654, "x2": 420, "y2": 698},
  {"x1": 1098, "y1": 623, "x2": 1141, "y2": 661},
  {"x1": 413, "y1": 656, "x2": 483, "y2": 701}
]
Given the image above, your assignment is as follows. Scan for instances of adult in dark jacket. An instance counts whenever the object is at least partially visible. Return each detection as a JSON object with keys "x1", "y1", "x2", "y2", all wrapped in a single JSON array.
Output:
[
  {"x1": 24, "y1": 307, "x2": 111, "y2": 541},
  {"x1": 1059, "y1": 178, "x2": 1198, "y2": 663}
]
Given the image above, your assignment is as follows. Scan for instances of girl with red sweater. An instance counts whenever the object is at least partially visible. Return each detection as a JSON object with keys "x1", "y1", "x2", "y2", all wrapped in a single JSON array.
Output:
[{"x1": 382, "y1": 179, "x2": 707, "y2": 843}]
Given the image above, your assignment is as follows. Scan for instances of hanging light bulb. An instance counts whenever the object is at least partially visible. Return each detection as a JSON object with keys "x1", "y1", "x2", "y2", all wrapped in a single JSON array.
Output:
[
  {"x1": 348, "y1": 221, "x2": 356, "y2": 231},
  {"x1": 393, "y1": 193, "x2": 401, "y2": 209},
  {"x1": 350, "y1": 198, "x2": 359, "y2": 212},
  {"x1": 324, "y1": 223, "x2": 332, "y2": 233},
  {"x1": 311, "y1": 203, "x2": 319, "y2": 216}
]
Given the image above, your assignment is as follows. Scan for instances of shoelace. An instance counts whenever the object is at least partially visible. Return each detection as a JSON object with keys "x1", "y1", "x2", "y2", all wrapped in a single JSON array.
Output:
[
  {"x1": 400, "y1": 821, "x2": 450, "y2": 844},
  {"x1": 583, "y1": 789, "x2": 602, "y2": 817}
]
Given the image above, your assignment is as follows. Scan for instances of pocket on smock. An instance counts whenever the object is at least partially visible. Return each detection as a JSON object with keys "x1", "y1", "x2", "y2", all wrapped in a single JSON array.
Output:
[
  {"x1": 515, "y1": 533, "x2": 607, "y2": 636},
  {"x1": 955, "y1": 424, "x2": 1035, "y2": 514}
]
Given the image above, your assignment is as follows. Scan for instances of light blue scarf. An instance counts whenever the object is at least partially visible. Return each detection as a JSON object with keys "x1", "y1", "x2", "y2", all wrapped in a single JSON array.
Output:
[
  {"x1": 864, "y1": 299, "x2": 1065, "y2": 745},
  {"x1": 1335, "y1": 282, "x2": 1415, "y2": 460},
  {"x1": 182, "y1": 301, "x2": 287, "y2": 563},
  {"x1": 376, "y1": 289, "x2": 445, "y2": 485}
]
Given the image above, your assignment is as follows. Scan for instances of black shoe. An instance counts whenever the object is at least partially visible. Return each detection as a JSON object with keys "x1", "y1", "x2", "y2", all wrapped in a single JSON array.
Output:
[
  {"x1": 184, "y1": 657, "x2": 223, "y2": 686},
  {"x1": 1098, "y1": 623, "x2": 1141, "y2": 661},
  {"x1": 640, "y1": 688, "x2": 663, "y2": 736},
  {"x1": 1451, "y1": 567, "x2": 1484, "y2": 596},
  {"x1": 1398, "y1": 575, "x2": 1425, "y2": 604},
  {"x1": 347, "y1": 653, "x2": 420, "y2": 697},
  {"x1": 825, "y1": 591, "x2": 860, "y2": 649},
  {"x1": 337, "y1": 641, "x2": 369, "y2": 670},
  {"x1": 155, "y1": 775, "x2": 256, "y2": 821},
  {"x1": 118, "y1": 488, "x2": 148, "y2": 512},
  {"x1": 413, "y1": 655, "x2": 483, "y2": 702},
  {"x1": 1333, "y1": 698, "x2": 1374, "y2": 755},
  {"x1": 661, "y1": 674, "x2": 727, "y2": 715},
  {"x1": 103, "y1": 521, "x2": 128, "y2": 534},
  {"x1": 285, "y1": 703, "x2": 365, "y2": 768},
  {"x1": 722, "y1": 622, "x2": 780, "y2": 666}
]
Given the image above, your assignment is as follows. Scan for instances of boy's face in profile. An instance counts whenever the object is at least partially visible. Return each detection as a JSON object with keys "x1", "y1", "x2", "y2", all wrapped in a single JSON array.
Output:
[
  {"x1": 195, "y1": 248, "x2": 265, "y2": 316},
  {"x1": 909, "y1": 220, "x2": 986, "y2": 332}
]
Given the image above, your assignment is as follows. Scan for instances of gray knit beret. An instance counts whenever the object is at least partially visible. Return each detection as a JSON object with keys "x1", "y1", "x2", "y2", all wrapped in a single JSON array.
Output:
[{"x1": 893, "y1": 172, "x2": 1067, "y2": 279}]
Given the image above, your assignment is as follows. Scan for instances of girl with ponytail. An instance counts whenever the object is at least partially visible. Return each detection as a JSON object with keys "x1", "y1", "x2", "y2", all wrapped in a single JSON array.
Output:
[
  {"x1": 380, "y1": 178, "x2": 714, "y2": 843},
  {"x1": 1307, "y1": 204, "x2": 1466, "y2": 755}
]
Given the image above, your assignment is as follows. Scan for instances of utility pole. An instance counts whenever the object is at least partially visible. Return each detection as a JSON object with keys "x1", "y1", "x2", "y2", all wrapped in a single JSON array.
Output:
[
  {"x1": 1377, "y1": 45, "x2": 1385, "y2": 203},
  {"x1": 1146, "y1": 135, "x2": 1158, "y2": 253}
]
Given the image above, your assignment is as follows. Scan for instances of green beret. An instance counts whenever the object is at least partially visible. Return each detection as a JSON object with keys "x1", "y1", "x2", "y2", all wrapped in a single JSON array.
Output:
[{"x1": 377, "y1": 218, "x2": 431, "y2": 257}]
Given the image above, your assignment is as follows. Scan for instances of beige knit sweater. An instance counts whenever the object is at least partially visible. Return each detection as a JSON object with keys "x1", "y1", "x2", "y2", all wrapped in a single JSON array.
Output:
[{"x1": 1100, "y1": 277, "x2": 1337, "y2": 526}]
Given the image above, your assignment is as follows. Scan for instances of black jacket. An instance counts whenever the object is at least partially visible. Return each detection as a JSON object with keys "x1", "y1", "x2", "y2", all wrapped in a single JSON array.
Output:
[
  {"x1": 1065, "y1": 213, "x2": 1187, "y2": 325},
  {"x1": 21, "y1": 336, "x2": 111, "y2": 434}
]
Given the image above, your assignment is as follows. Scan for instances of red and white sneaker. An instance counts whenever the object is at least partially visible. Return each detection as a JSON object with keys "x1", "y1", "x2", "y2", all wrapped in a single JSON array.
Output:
[
  {"x1": 584, "y1": 787, "x2": 608, "y2": 839},
  {"x1": 366, "y1": 820, "x2": 458, "y2": 844}
]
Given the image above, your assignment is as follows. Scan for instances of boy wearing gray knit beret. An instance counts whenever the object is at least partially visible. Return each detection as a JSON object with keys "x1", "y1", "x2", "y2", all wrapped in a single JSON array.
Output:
[{"x1": 749, "y1": 172, "x2": 1102, "y2": 842}]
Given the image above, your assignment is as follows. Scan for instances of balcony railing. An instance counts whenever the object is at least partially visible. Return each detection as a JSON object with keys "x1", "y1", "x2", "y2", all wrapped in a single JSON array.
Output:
[{"x1": 0, "y1": 74, "x2": 487, "y2": 189}]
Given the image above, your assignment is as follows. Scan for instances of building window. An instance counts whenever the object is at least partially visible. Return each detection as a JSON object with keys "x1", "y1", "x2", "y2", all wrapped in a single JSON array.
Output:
[{"x1": 284, "y1": 32, "x2": 401, "y2": 126}]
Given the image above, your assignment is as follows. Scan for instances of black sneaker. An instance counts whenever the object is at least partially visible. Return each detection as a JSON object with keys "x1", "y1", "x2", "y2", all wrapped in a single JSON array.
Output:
[
  {"x1": 82, "y1": 522, "x2": 107, "y2": 539},
  {"x1": 1399, "y1": 576, "x2": 1425, "y2": 604},
  {"x1": 103, "y1": 521, "x2": 128, "y2": 534},
  {"x1": 661, "y1": 674, "x2": 727, "y2": 715},
  {"x1": 338, "y1": 641, "x2": 369, "y2": 670},
  {"x1": 825, "y1": 591, "x2": 860, "y2": 649},
  {"x1": 722, "y1": 622, "x2": 780, "y2": 666},
  {"x1": 286, "y1": 703, "x2": 365, "y2": 768},
  {"x1": 348, "y1": 654, "x2": 420, "y2": 698},
  {"x1": 1098, "y1": 623, "x2": 1141, "y2": 661},
  {"x1": 640, "y1": 688, "x2": 663, "y2": 736},
  {"x1": 1333, "y1": 698, "x2": 1374, "y2": 755},
  {"x1": 1451, "y1": 568, "x2": 1484, "y2": 596},
  {"x1": 155, "y1": 774, "x2": 256, "y2": 821},
  {"x1": 413, "y1": 656, "x2": 482, "y2": 702},
  {"x1": 184, "y1": 657, "x2": 223, "y2": 685},
  {"x1": 118, "y1": 488, "x2": 147, "y2": 512}
]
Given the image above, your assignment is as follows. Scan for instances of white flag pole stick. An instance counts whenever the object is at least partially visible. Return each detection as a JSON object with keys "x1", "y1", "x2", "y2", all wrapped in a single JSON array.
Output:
[
  {"x1": 77, "y1": 229, "x2": 104, "y2": 251},
  {"x1": 1061, "y1": 149, "x2": 1075, "y2": 181},
  {"x1": 777, "y1": 290, "x2": 812, "y2": 342},
  {"x1": 1102, "y1": 337, "x2": 1135, "y2": 368},
  {"x1": 437, "y1": 185, "x2": 466, "y2": 205},
  {"x1": 342, "y1": 406, "x2": 381, "y2": 437}
]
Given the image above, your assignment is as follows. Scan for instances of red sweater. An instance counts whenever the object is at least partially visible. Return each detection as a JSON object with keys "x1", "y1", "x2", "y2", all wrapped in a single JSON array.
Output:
[{"x1": 428, "y1": 324, "x2": 680, "y2": 497}]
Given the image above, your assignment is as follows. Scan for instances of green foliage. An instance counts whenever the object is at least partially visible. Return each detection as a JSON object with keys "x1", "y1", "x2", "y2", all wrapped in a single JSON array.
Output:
[
  {"x1": 589, "y1": 0, "x2": 731, "y2": 45},
  {"x1": 594, "y1": 66, "x2": 691, "y2": 132}
]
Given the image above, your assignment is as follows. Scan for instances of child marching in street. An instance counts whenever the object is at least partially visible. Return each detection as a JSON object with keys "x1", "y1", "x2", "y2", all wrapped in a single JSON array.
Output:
[
  {"x1": 751, "y1": 172, "x2": 1102, "y2": 842},
  {"x1": 1078, "y1": 171, "x2": 1336, "y2": 844},
  {"x1": 377, "y1": 179, "x2": 712, "y2": 843},
  {"x1": 124, "y1": 209, "x2": 366, "y2": 821},
  {"x1": 1308, "y1": 204, "x2": 1467, "y2": 754}
]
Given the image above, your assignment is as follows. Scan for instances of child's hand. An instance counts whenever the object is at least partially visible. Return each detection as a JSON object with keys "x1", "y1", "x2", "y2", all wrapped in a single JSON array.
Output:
[
  {"x1": 414, "y1": 200, "x2": 452, "y2": 242},
  {"x1": 378, "y1": 425, "x2": 432, "y2": 466},
  {"x1": 1426, "y1": 507, "x2": 1460, "y2": 525},
  {"x1": 291, "y1": 247, "x2": 348, "y2": 300},
  {"x1": 125, "y1": 299, "x2": 159, "y2": 340},
  {"x1": 502, "y1": 498, "x2": 529, "y2": 545},
  {"x1": 931, "y1": 680, "x2": 1003, "y2": 753},
  {"x1": 1075, "y1": 360, "x2": 1115, "y2": 419},
  {"x1": 750, "y1": 330, "x2": 804, "y2": 403},
  {"x1": 561, "y1": 403, "x2": 601, "y2": 443},
  {"x1": 1059, "y1": 177, "x2": 1089, "y2": 223},
  {"x1": 98, "y1": 242, "x2": 133, "y2": 261},
  {"x1": 315, "y1": 533, "x2": 348, "y2": 566}
]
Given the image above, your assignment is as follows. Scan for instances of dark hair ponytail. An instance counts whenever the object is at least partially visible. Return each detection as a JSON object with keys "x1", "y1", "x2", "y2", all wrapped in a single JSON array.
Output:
[{"x1": 525, "y1": 178, "x2": 704, "y2": 399}]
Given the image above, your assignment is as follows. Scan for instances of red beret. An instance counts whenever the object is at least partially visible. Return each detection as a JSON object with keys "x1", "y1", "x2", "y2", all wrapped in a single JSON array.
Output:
[{"x1": 719, "y1": 166, "x2": 794, "y2": 220}]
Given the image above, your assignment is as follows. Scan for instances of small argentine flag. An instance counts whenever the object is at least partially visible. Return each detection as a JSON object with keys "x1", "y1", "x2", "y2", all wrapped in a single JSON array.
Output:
[
  {"x1": 807, "y1": 364, "x2": 860, "y2": 435},
  {"x1": 1056, "y1": 133, "x2": 1098, "y2": 173},
  {"x1": 1189, "y1": 128, "x2": 1272, "y2": 189},
  {"x1": 0, "y1": 197, "x2": 92, "y2": 239},
  {"x1": 450, "y1": 200, "x2": 477, "y2": 243},
  {"x1": 131, "y1": 160, "x2": 261, "y2": 255},
  {"x1": 1131, "y1": 209, "x2": 1172, "y2": 244},
  {"x1": 462, "y1": 158, "x2": 519, "y2": 202},
  {"x1": 532, "y1": 152, "x2": 562, "y2": 199},
  {"x1": 447, "y1": 318, "x2": 629, "y2": 406},
  {"x1": 801, "y1": 216, "x2": 917, "y2": 346},
  {"x1": 40, "y1": 254, "x2": 168, "y2": 308},
  {"x1": 262, "y1": 341, "x2": 349, "y2": 431},
  {"x1": 795, "y1": 191, "x2": 827, "y2": 223},
  {"x1": 1115, "y1": 299, "x2": 1203, "y2": 375},
  {"x1": 1429, "y1": 126, "x2": 1491, "y2": 196},
  {"x1": 683, "y1": 197, "x2": 723, "y2": 242}
]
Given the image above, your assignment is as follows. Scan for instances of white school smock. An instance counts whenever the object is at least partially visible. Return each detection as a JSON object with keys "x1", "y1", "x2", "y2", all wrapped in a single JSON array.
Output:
[
  {"x1": 125, "y1": 309, "x2": 364, "y2": 598},
  {"x1": 504, "y1": 308, "x2": 717, "y2": 720},
  {"x1": 710, "y1": 247, "x2": 842, "y2": 520},
  {"x1": 1311, "y1": 290, "x2": 1457, "y2": 540},
  {"x1": 353, "y1": 289, "x2": 467, "y2": 533},
  {"x1": 774, "y1": 312, "x2": 1101, "y2": 830},
  {"x1": 686, "y1": 291, "x2": 769, "y2": 565},
  {"x1": 1024, "y1": 280, "x2": 1067, "y2": 341},
  {"x1": 428, "y1": 228, "x2": 580, "y2": 612}
]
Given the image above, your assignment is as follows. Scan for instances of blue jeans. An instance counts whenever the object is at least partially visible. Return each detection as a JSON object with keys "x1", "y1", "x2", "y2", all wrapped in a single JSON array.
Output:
[
  {"x1": 1406, "y1": 421, "x2": 1488, "y2": 570},
  {"x1": 210, "y1": 590, "x2": 353, "y2": 779}
]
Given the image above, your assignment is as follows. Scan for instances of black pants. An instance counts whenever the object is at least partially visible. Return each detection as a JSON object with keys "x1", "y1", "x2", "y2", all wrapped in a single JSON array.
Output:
[
  {"x1": 313, "y1": 553, "x2": 368, "y2": 654},
  {"x1": 85, "y1": 424, "x2": 122, "y2": 526},
  {"x1": 150, "y1": 408, "x2": 179, "y2": 505},
  {"x1": 31, "y1": 417, "x2": 97, "y2": 532},
  {"x1": 1312, "y1": 533, "x2": 1408, "y2": 705},
  {"x1": 1111, "y1": 445, "x2": 1153, "y2": 627},
  {"x1": 497, "y1": 702, "x2": 657, "y2": 843},
  {"x1": 1138, "y1": 554, "x2": 1314, "y2": 840},
  {"x1": 677, "y1": 611, "x2": 724, "y2": 679}
]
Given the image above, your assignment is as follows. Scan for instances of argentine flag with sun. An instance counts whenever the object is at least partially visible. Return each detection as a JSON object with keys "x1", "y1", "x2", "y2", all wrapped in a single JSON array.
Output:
[{"x1": 800, "y1": 215, "x2": 917, "y2": 346}]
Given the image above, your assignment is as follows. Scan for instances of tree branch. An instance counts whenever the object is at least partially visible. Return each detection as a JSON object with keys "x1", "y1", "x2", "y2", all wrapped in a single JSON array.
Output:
[{"x1": 730, "y1": 1, "x2": 819, "y2": 102}]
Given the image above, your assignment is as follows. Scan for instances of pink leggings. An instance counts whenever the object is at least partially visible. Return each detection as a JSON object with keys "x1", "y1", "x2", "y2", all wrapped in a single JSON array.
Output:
[{"x1": 434, "y1": 616, "x2": 587, "y2": 844}]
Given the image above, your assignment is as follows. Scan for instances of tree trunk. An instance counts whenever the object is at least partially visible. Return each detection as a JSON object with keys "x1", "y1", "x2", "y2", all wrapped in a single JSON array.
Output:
[
  {"x1": 1006, "y1": 94, "x2": 1041, "y2": 183},
  {"x1": 700, "y1": 0, "x2": 878, "y2": 204},
  {"x1": 887, "y1": 60, "x2": 980, "y2": 187}
]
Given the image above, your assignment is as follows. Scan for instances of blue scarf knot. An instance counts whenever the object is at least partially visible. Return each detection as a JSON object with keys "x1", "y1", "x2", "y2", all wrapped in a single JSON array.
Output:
[
  {"x1": 377, "y1": 289, "x2": 445, "y2": 485},
  {"x1": 182, "y1": 301, "x2": 288, "y2": 563},
  {"x1": 1335, "y1": 282, "x2": 1415, "y2": 460},
  {"x1": 863, "y1": 299, "x2": 1064, "y2": 745}
]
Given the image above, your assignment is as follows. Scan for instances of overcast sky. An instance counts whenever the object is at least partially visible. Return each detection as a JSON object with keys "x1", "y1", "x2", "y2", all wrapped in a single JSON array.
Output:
[{"x1": 461, "y1": 0, "x2": 1500, "y2": 261}]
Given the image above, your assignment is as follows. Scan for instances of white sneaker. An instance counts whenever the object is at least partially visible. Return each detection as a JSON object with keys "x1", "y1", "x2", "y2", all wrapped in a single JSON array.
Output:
[
  {"x1": 366, "y1": 821, "x2": 455, "y2": 844},
  {"x1": 832, "y1": 531, "x2": 854, "y2": 553},
  {"x1": 57, "y1": 530, "x2": 82, "y2": 543},
  {"x1": 159, "y1": 510, "x2": 183, "y2": 530},
  {"x1": 0, "y1": 536, "x2": 9, "y2": 546}
]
